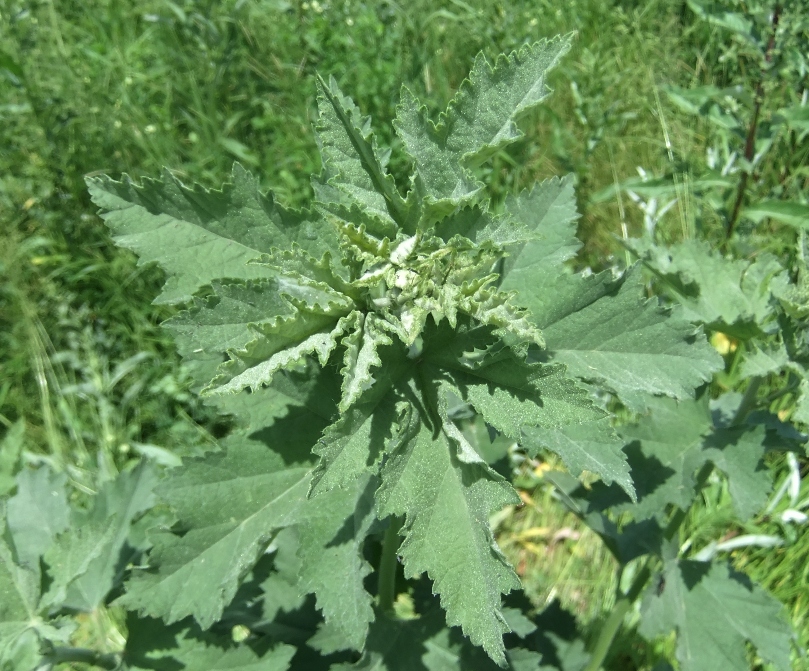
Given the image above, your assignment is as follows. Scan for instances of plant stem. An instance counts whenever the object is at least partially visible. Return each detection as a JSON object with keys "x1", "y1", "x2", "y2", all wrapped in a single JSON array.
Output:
[
  {"x1": 725, "y1": 3, "x2": 781, "y2": 244},
  {"x1": 378, "y1": 516, "x2": 402, "y2": 614},
  {"x1": 583, "y1": 562, "x2": 651, "y2": 671},
  {"x1": 584, "y1": 378, "x2": 763, "y2": 669},
  {"x1": 44, "y1": 647, "x2": 119, "y2": 670}
]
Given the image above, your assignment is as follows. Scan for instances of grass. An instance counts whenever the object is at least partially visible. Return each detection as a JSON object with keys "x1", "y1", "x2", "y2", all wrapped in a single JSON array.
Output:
[{"x1": 1, "y1": 0, "x2": 807, "y2": 668}]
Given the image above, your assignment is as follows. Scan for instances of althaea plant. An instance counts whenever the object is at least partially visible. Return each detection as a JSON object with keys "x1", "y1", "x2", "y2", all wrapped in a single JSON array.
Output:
[{"x1": 0, "y1": 34, "x2": 802, "y2": 671}]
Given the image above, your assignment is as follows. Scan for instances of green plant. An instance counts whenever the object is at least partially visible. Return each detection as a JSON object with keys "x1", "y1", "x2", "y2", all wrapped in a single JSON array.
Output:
[{"x1": 1, "y1": 34, "x2": 805, "y2": 671}]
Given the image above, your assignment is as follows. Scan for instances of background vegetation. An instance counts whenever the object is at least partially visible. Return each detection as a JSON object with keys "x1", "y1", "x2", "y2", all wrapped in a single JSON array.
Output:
[{"x1": 1, "y1": 0, "x2": 806, "y2": 668}]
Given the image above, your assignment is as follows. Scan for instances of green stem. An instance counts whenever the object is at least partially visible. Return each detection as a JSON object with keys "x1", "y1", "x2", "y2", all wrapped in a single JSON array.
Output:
[
  {"x1": 378, "y1": 516, "x2": 402, "y2": 614},
  {"x1": 584, "y1": 378, "x2": 763, "y2": 670},
  {"x1": 44, "y1": 647, "x2": 119, "y2": 670},
  {"x1": 583, "y1": 562, "x2": 652, "y2": 671}
]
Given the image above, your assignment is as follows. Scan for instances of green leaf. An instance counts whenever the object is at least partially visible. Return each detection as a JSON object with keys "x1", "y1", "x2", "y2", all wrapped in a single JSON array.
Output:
[
  {"x1": 739, "y1": 341, "x2": 790, "y2": 379},
  {"x1": 87, "y1": 164, "x2": 338, "y2": 304},
  {"x1": 523, "y1": 419, "x2": 635, "y2": 500},
  {"x1": 599, "y1": 395, "x2": 772, "y2": 521},
  {"x1": 742, "y1": 199, "x2": 809, "y2": 230},
  {"x1": 56, "y1": 462, "x2": 158, "y2": 610},
  {"x1": 0, "y1": 532, "x2": 44, "y2": 670},
  {"x1": 125, "y1": 615, "x2": 295, "y2": 671},
  {"x1": 531, "y1": 267, "x2": 722, "y2": 410},
  {"x1": 6, "y1": 467, "x2": 69, "y2": 568},
  {"x1": 339, "y1": 313, "x2": 394, "y2": 412},
  {"x1": 295, "y1": 474, "x2": 377, "y2": 651},
  {"x1": 702, "y1": 425, "x2": 772, "y2": 521},
  {"x1": 498, "y1": 175, "x2": 581, "y2": 286},
  {"x1": 210, "y1": 306, "x2": 355, "y2": 396},
  {"x1": 394, "y1": 37, "x2": 572, "y2": 206},
  {"x1": 377, "y1": 410, "x2": 520, "y2": 666},
  {"x1": 639, "y1": 560, "x2": 792, "y2": 671},
  {"x1": 118, "y1": 429, "x2": 314, "y2": 628},
  {"x1": 315, "y1": 75, "x2": 406, "y2": 227},
  {"x1": 624, "y1": 238, "x2": 787, "y2": 334}
]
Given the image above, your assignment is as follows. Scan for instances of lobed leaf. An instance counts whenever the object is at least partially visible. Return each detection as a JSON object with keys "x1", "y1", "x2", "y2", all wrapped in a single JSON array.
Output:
[
  {"x1": 376, "y1": 409, "x2": 520, "y2": 666},
  {"x1": 639, "y1": 559, "x2": 792, "y2": 671}
]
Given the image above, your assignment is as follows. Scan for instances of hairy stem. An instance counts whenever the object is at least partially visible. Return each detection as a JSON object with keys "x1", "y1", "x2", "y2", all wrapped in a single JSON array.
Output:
[
  {"x1": 44, "y1": 647, "x2": 119, "y2": 670},
  {"x1": 585, "y1": 378, "x2": 763, "y2": 669},
  {"x1": 725, "y1": 3, "x2": 781, "y2": 243},
  {"x1": 378, "y1": 516, "x2": 403, "y2": 614}
]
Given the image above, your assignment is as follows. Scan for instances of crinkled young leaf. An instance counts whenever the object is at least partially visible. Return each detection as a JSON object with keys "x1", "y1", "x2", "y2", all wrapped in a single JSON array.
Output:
[
  {"x1": 87, "y1": 164, "x2": 337, "y2": 304},
  {"x1": 639, "y1": 560, "x2": 792, "y2": 671},
  {"x1": 339, "y1": 313, "x2": 393, "y2": 412},
  {"x1": 394, "y1": 37, "x2": 572, "y2": 207},
  {"x1": 530, "y1": 267, "x2": 722, "y2": 411},
  {"x1": 211, "y1": 307, "x2": 355, "y2": 396},
  {"x1": 376, "y1": 410, "x2": 520, "y2": 666}
]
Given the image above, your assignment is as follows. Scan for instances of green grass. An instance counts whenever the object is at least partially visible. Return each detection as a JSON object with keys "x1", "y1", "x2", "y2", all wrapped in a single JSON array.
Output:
[{"x1": 1, "y1": 0, "x2": 807, "y2": 667}]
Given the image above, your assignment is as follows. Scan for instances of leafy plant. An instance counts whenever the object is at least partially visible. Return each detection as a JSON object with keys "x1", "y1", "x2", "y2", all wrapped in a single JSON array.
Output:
[{"x1": 1, "y1": 33, "x2": 804, "y2": 671}]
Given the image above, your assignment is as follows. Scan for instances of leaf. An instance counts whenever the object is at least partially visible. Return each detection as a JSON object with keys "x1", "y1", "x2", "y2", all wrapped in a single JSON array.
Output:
[
  {"x1": 702, "y1": 424, "x2": 773, "y2": 521},
  {"x1": 742, "y1": 199, "x2": 809, "y2": 230},
  {"x1": 315, "y1": 75, "x2": 406, "y2": 227},
  {"x1": 58, "y1": 462, "x2": 158, "y2": 610},
  {"x1": 522, "y1": 419, "x2": 635, "y2": 500},
  {"x1": 339, "y1": 313, "x2": 394, "y2": 412},
  {"x1": 294, "y1": 474, "x2": 377, "y2": 651},
  {"x1": 498, "y1": 175, "x2": 581, "y2": 286},
  {"x1": 529, "y1": 267, "x2": 722, "y2": 410},
  {"x1": 595, "y1": 395, "x2": 773, "y2": 521},
  {"x1": 310, "y1": 345, "x2": 409, "y2": 495},
  {"x1": 0, "y1": 533, "x2": 44, "y2": 669},
  {"x1": 124, "y1": 614, "x2": 296, "y2": 671},
  {"x1": 739, "y1": 341, "x2": 790, "y2": 379},
  {"x1": 6, "y1": 467, "x2": 70, "y2": 568},
  {"x1": 624, "y1": 237, "x2": 787, "y2": 334},
  {"x1": 639, "y1": 560, "x2": 792, "y2": 671},
  {"x1": 117, "y1": 428, "x2": 315, "y2": 628},
  {"x1": 211, "y1": 307, "x2": 355, "y2": 396},
  {"x1": 376, "y1": 410, "x2": 520, "y2": 666},
  {"x1": 87, "y1": 164, "x2": 338, "y2": 304},
  {"x1": 395, "y1": 37, "x2": 572, "y2": 206}
]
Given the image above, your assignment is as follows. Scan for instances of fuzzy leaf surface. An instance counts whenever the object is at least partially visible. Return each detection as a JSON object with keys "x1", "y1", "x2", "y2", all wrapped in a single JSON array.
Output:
[
  {"x1": 87, "y1": 164, "x2": 337, "y2": 304},
  {"x1": 376, "y1": 410, "x2": 520, "y2": 665},
  {"x1": 294, "y1": 474, "x2": 377, "y2": 651},
  {"x1": 121, "y1": 378, "x2": 330, "y2": 628},
  {"x1": 315, "y1": 75, "x2": 406, "y2": 227},
  {"x1": 524, "y1": 267, "x2": 722, "y2": 410},
  {"x1": 394, "y1": 37, "x2": 571, "y2": 205}
]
